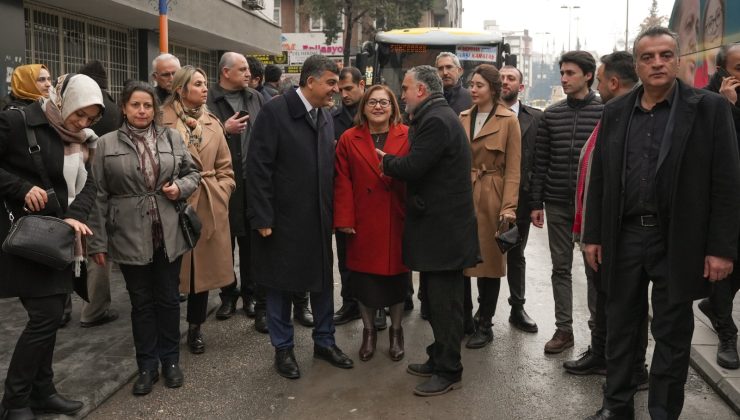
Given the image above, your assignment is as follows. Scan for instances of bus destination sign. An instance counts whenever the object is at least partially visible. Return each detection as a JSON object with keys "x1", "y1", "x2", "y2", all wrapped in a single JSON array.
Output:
[{"x1": 455, "y1": 45, "x2": 498, "y2": 63}]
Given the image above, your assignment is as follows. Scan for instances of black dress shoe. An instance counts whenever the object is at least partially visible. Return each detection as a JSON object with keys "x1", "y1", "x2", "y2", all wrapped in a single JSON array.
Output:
[
  {"x1": 132, "y1": 370, "x2": 159, "y2": 395},
  {"x1": 28, "y1": 394, "x2": 82, "y2": 415},
  {"x1": 80, "y1": 309, "x2": 119, "y2": 328},
  {"x1": 254, "y1": 312, "x2": 269, "y2": 334},
  {"x1": 275, "y1": 348, "x2": 300, "y2": 379},
  {"x1": 584, "y1": 407, "x2": 633, "y2": 420},
  {"x1": 59, "y1": 313, "x2": 71, "y2": 328},
  {"x1": 509, "y1": 305, "x2": 538, "y2": 333},
  {"x1": 718, "y1": 334, "x2": 740, "y2": 369},
  {"x1": 216, "y1": 295, "x2": 238, "y2": 320},
  {"x1": 0, "y1": 406, "x2": 35, "y2": 420},
  {"x1": 413, "y1": 375, "x2": 461, "y2": 397},
  {"x1": 187, "y1": 324, "x2": 205, "y2": 354},
  {"x1": 563, "y1": 347, "x2": 607, "y2": 375},
  {"x1": 465, "y1": 324, "x2": 493, "y2": 349},
  {"x1": 243, "y1": 296, "x2": 256, "y2": 318},
  {"x1": 374, "y1": 309, "x2": 387, "y2": 331},
  {"x1": 314, "y1": 344, "x2": 354, "y2": 369},
  {"x1": 406, "y1": 362, "x2": 433, "y2": 377},
  {"x1": 333, "y1": 302, "x2": 361, "y2": 325},
  {"x1": 162, "y1": 363, "x2": 184, "y2": 388},
  {"x1": 294, "y1": 306, "x2": 314, "y2": 327}
]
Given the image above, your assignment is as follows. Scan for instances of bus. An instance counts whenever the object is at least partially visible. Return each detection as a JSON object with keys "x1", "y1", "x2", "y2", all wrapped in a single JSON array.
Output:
[
  {"x1": 669, "y1": 0, "x2": 740, "y2": 87},
  {"x1": 359, "y1": 28, "x2": 513, "y2": 95}
]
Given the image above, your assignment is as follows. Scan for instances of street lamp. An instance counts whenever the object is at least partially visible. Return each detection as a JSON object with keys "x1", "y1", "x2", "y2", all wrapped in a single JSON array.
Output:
[{"x1": 561, "y1": 4, "x2": 581, "y2": 51}]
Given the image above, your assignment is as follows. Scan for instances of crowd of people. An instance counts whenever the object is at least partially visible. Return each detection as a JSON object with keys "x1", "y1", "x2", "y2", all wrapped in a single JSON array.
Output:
[{"x1": 0, "y1": 25, "x2": 738, "y2": 420}]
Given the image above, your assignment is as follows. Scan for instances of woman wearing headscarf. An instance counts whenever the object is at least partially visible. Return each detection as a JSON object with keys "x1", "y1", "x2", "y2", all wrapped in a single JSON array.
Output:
[
  {"x1": 1, "y1": 64, "x2": 52, "y2": 110},
  {"x1": 334, "y1": 85, "x2": 410, "y2": 361},
  {"x1": 161, "y1": 66, "x2": 235, "y2": 355},
  {"x1": 459, "y1": 64, "x2": 521, "y2": 349},
  {"x1": 89, "y1": 81, "x2": 201, "y2": 396},
  {"x1": 0, "y1": 74, "x2": 103, "y2": 419}
]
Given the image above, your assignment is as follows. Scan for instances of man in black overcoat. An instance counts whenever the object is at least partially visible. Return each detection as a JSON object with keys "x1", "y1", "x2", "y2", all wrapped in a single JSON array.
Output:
[
  {"x1": 583, "y1": 28, "x2": 740, "y2": 420},
  {"x1": 379, "y1": 65, "x2": 480, "y2": 397},
  {"x1": 247, "y1": 55, "x2": 353, "y2": 379}
]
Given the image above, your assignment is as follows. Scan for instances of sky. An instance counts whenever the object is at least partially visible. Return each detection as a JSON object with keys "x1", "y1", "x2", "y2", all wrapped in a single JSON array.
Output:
[{"x1": 461, "y1": 0, "x2": 677, "y2": 58}]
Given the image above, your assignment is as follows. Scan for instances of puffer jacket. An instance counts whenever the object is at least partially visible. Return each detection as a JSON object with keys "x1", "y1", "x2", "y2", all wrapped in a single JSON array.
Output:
[{"x1": 530, "y1": 90, "x2": 602, "y2": 209}]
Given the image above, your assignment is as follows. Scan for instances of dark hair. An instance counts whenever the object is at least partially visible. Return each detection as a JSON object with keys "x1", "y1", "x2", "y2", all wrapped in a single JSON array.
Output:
[
  {"x1": 299, "y1": 55, "x2": 339, "y2": 87},
  {"x1": 264, "y1": 64, "x2": 283, "y2": 83},
  {"x1": 716, "y1": 43, "x2": 740, "y2": 69},
  {"x1": 119, "y1": 80, "x2": 160, "y2": 125},
  {"x1": 632, "y1": 26, "x2": 680, "y2": 59},
  {"x1": 600, "y1": 51, "x2": 638, "y2": 85},
  {"x1": 470, "y1": 64, "x2": 502, "y2": 105},
  {"x1": 501, "y1": 65, "x2": 523, "y2": 83},
  {"x1": 246, "y1": 56, "x2": 264, "y2": 82},
  {"x1": 339, "y1": 67, "x2": 362, "y2": 85},
  {"x1": 559, "y1": 50, "x2": 597, "y2": 87},
  {"x1": 354, "y1": 84, "x2": 402, "y2": 127}
]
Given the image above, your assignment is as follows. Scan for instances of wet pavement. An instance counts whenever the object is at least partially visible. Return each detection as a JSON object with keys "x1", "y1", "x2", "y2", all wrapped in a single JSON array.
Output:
[{"x1": 1, "y1": 226, "x2": 738, "y2": 419}]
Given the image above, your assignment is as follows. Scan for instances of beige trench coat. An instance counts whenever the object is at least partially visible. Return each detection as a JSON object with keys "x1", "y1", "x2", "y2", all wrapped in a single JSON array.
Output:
[
  {"x1": 162, "y1": 105, "x2": 236, "y2": 294},
  {"x1": 460, "y1": 105, "x2": 522, "y2": 278}
]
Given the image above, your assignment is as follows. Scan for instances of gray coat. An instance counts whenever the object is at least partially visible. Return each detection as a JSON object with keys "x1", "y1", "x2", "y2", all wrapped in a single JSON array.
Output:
[{"x1": 88, "y1": 126, "x2": 201, "y2": 265}]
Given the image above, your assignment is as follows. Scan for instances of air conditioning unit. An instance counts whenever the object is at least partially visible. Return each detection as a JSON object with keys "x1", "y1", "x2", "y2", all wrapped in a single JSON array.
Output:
[{"x1": 243, "y1": 0, "x2": 265, "y2": 10}]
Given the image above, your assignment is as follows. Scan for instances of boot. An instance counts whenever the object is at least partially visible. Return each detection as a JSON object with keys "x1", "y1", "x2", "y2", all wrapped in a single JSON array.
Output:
[
  {"x1": 717, "y1": 334, "x2": 740, "y2": 369},
  {"x1": 509, "y1": 305, "x2": 538, "y2": 332},
  {"x1": 254, "y1": 311, "x2": 269, "y2": 334},
  {"x1": 187, "y1": 324, "x2": 205, "y2": 354},
  {"x1": 389, "y1": 327, "x2": 405, "y2": 361},
  {"x1": 215, "y1": 294, "x2": 238, "y2": 320},
  {"x1": 359, "y1": 328, "x2": 377, "y2": 361},
  {"x1": 466, "y1": 321, "x2": 493, "y2": 349}
]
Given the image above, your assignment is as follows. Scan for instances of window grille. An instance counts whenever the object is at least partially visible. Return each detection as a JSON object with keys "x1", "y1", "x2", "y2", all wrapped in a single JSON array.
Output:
[{"x1": 168, "y1": 43, "x2": 219, "y2": 87}]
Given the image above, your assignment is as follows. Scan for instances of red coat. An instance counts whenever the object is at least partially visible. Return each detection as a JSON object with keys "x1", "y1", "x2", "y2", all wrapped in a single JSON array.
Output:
[{"x1": 334, "y1": 123, "x2": 410, "y2": 276}]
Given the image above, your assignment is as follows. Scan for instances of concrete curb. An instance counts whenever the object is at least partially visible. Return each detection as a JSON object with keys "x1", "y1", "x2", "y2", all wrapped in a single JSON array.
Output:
[{"x1": 690, "y1": 301, "x2": 740, "y2": 414}]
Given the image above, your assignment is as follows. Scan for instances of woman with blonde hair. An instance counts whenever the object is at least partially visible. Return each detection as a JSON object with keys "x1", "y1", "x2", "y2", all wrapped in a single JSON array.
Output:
[
  {"x1": 162, "y1": 66, "x2": 236, "y2": 354},
  {"x1": 334, "y1": 84, "x2": 410, "y2": 361}
]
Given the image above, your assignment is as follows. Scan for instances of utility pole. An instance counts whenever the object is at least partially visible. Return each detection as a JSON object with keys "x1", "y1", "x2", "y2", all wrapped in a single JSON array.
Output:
[
  {"x1": 159, "y1": 0, "x2": 168, "y2": 53},
  {"x1": 625, "y1": 0, "x2": 629, "y2": 51}
]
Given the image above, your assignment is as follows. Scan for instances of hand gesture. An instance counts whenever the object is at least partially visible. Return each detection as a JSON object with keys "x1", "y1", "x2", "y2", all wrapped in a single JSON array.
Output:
[
  {"x1": 719, "y1": 75, "x2": 739, "y2": 104},
  {"x1": 224, "y1": 112, "x2": 249, "y2": 135}
]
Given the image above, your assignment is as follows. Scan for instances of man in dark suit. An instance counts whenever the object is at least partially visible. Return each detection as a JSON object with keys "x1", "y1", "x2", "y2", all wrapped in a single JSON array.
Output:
[
  {"x1": 496, "y1": 65, "x2": 540, "y2": 333},
  {"x1": 436, "y1": 52, "x2": 472, "y2": 114},
  {"x1": 248, "y1": 55, "x2": 353, "y2": 379},
  {"x1": 379, "y1": 65, "x2": 480, "y2": 396},
  {"x1": 583, "y1": 27, "x2": 740, "y2": 419}
]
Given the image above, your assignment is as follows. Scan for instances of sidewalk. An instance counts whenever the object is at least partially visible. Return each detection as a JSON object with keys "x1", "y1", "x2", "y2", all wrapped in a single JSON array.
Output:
[
  {"x1": 0, "y1": 266, "x2": 219, "y2": 419},
  {"x1": 691, "y1": 295, "x2": 740, "y2": 413}
]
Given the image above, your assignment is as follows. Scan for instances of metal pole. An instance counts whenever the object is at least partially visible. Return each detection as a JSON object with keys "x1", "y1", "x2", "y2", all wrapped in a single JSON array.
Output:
[
  {"x1": 568, "y1": 7, "x2": 572, "y2": 51},
  {"x1": 159, "y1": 0, "x2": 168, "y2": 54},
  {"x1": 625, "y1": 0, "x2": 629, "y2": 51}
]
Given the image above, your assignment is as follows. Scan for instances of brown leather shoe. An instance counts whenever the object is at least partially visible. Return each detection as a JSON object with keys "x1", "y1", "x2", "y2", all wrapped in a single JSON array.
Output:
[
  {"x1": 389, "y1": 327, "x2": 405, "y2": 361},
  {"x1": 359, "y1": 328, "x2": 377, "y2": 361},
  {"x1": 544, "y1": 329, "x2": 574, "y2": 354}
]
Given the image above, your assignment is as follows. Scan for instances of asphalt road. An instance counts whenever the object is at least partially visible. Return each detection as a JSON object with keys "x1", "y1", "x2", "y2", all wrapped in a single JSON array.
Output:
[{"x1": 88, "y1": 227, "x2": 738, "y2": 420}]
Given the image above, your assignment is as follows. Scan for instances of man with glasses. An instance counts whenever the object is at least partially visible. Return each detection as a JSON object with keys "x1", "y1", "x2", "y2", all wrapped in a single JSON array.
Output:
[{"x1": 151, "y1": 54, "x2": 181, "y2": 104}]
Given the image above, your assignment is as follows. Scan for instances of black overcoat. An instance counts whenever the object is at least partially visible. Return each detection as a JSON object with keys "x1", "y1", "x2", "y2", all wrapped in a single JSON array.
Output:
[
  {"x1": 515, "y1": 103, "x2": 543, "y2": 222},
  {"x1": 583, "y1": 80, "x2": 740, "y2": 303},
  {"x1": 207, "y1": 84, "x2": 264, "y2": 236},
  {"x1": 0, "y1": 102, "x2": 96, "y2": 298},
  {"x1": 246, "y1": 88, "x2": 335, "y2": 293},
  {"x1": 382, "y1": 94, "x2": 480, "y2": 272}
]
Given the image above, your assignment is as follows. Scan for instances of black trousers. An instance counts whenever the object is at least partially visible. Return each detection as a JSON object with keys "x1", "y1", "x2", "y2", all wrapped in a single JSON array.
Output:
[
  {"x1": 707, "y1": 269, "x2": 740, "y2": 338},
  {"x1": 2, "y1": 294, "x2": 66, "y2": 409},
  {"x1": 221, "y1": 234, "x2": 266, "y2": 313},
  {"x1": 505, "y1": 221, "x2": 531, "y2": 306},
  {"x1": 604, "y1": 223, "x2": 694, "y2": 419},
  {"x1": 120, "y1": 248, "x2": 182, "y2": 372},
  {"x1": 423, "y1": 270, "x2": 464, "y2": 382}
]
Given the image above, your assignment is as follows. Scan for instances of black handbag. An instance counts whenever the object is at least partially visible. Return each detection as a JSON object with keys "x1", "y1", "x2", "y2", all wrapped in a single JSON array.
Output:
[
  {"x1": 165, "y1": 130, "x2": 201, "y2": 249},
  {"x1": 495, "y1": 221, "x2": 522, "y2": 254},
  {"x1": 1, "y1": 109, "x2": 76, "y2": 270}
]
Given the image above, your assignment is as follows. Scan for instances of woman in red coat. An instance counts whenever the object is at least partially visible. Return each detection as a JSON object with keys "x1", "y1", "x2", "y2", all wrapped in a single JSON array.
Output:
[{"x1": 334, "y1": 85, "x2": 410, "y2": 362}]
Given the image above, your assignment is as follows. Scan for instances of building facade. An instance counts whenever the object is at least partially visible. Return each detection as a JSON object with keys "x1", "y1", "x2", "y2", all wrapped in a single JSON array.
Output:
[{"x1": 2, "y1": 0, "x2": 281, "y2": 98}]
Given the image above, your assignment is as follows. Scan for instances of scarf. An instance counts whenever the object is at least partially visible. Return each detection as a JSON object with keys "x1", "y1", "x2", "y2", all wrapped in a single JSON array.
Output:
[
  {"x1": 173, "y1": 99, "x2": 204, "y2": 148},
  {"x1": 11, "y1": 64, "x2": 47, "y2": 101},
  {"x1": 43, "y1": 74, "x2": 104, "y2": 276}
]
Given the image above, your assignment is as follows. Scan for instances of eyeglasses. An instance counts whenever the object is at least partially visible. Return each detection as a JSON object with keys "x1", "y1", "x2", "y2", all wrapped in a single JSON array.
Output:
[
  {"x1": 156, "y1": 71, "x2": 177, "y2": 79},
  {"x1": 36, "y1": 76, "x2": 52, "y2": 83},
  {"x1": 366, "y1": 99, "x2": 391, "y2": 108}
]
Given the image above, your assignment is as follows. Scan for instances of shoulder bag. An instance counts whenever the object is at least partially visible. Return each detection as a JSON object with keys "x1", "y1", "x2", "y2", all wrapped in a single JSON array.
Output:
[
  {"x1": 2, "y1": 108, "x2": 75, "y2": 270},
  {"x1": 165, "y1": 129, "x2": 201, "y2": 248}
]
